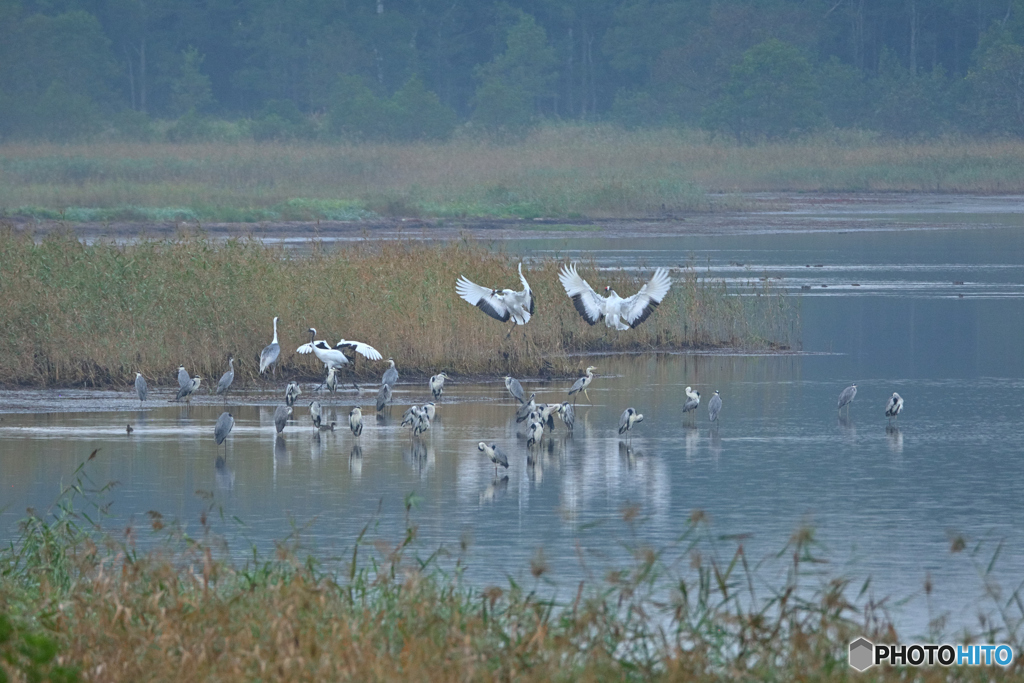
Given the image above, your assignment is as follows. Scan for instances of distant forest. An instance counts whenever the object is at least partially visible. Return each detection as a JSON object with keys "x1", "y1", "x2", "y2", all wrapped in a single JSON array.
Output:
[{"x1": 3, "y1": 0, "x2": 1024, "y2": 142}]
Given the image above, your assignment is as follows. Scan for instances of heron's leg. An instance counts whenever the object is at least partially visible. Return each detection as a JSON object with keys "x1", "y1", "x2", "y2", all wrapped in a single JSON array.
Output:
[{"x1": 584, "y1": 388, "x2": 592, "y2": 405}]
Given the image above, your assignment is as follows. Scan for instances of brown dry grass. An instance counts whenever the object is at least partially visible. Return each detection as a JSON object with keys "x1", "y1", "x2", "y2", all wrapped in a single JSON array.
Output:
[{"x1": 0, "y1": 229, "x2": 793, "y2": 388}]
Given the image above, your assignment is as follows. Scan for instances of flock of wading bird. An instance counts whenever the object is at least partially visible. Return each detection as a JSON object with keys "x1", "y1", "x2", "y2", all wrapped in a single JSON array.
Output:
[{"x1": 127, "y1": 261, "x2": 905, "y2": 469}]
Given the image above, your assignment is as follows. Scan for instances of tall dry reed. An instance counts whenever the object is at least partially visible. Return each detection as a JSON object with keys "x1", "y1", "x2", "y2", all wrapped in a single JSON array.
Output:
[{"x1": 0, "y1": 229, "x2": 794, "y2": 387}]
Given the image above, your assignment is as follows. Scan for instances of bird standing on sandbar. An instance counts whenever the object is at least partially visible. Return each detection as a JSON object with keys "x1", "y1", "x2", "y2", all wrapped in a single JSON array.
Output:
[{"x1": 176, "y1": 375, "x2": 201, "y2": 403}]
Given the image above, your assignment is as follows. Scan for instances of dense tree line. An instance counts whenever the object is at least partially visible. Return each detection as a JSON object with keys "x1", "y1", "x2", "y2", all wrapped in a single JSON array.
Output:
[{"x1": 2, "y1": 0, "x2": 1024, "y2": 142}]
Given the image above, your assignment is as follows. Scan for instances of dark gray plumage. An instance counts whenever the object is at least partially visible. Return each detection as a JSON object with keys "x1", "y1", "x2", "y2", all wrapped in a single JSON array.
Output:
[
  {"x1": 376, "y1": 383, "x2": 392, "y2": 412},
  {"x1": 274, "y1": 404, "x2": 292, "y2": 433},
  {"x1": 216, "y1": 357, "x2": 235, "y2": 396},
  {"x1": 382, "y1": 358, "x2": 398, "y2": 388},
  {"x1": 214, "y1": 411, "x2": 234, "y2": 446},
  {"x1": 259, "y1": 316, "x2": 281, "y2": 376},
  {"x1": 176, "y1": 375, "x2": 201, "y2": 403},
  {"x1": 177, "y1": 366, "x2": 190, "y2": 390},
  {"x1": 134, "y1": 372, "x2": 148, "y2": 403}
]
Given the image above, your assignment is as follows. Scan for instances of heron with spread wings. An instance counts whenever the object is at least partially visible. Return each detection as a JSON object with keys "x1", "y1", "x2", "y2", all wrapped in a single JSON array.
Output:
[{"x1": 558, "y1": 263, "x2": 672, "y2": 330}]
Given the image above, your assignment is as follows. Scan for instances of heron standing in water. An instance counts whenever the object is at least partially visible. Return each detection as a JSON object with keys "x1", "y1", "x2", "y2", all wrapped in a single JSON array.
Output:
[
  {"x1": 838, "y1": 384, "x2": 857, "y2": 413},
  {"x1": 349, "y1": 406, "x2": 363, "y2": 436},
  {"x1": 214, "y1": 412, "x2": 234, "y2": 455},
  {"x1": 707, "y1": 390, "x2": 722, "y2": 423},
  {"x1": 568, "y1": 366, "x2": 596, "y2": 406},
  {"x1": 558, "y1": 402, "x2": 575, "y2": 434},
  {"x1": 309, "y1": 400, "x2": 322, "y2": 429},
  {"x1": 478, "y1": 442, "x2": 509, "y2": 476},
  {"x1": 682, "y1": 386, "x2": 700, "y2": 425},
  {"x1": 429, "y1": 372, "x2": 449, "y2": 400},
  {"x1": 285, "y1": 381, "x2": 302, "y2": 407},
  {"x1": 376, "y1": 383, "x2": 392, "y2": 412},
  {"x1": 274, "y1": 404, "x2": 292, "y2": 433},
  {"x1": 618, "y1": 407, "x2": 644, "y2": 441},
  {"x1": 134, "y1": 372, "x2": 148, "y2": 404},
  {"x1": 177, "y1": 366, "x2": 190, "y2": 391},
  {"x1": 885, "y1": 392, "x2": 904, "y2": 422},
  {"x1": 176, "y1": 376, "x2": 202, "y2": 403},
  {"x1": 504, "y1": 376, "x2": 526, "y2": 403}
]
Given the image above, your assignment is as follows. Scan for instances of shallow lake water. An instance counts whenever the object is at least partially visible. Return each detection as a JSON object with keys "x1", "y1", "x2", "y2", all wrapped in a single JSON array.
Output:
[{"x1": 3, "y1": 194, "x2": 1024, "y2": 638}]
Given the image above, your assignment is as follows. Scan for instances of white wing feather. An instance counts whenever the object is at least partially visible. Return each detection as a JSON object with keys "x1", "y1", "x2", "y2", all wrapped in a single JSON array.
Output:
[
  {"x1": 621, "y1": 267, "x2": 672, "y2": 327},
  {"x1": 558, "y1": 263, "x2": 605, "y2": 325},
  {"x1": 337, "y1": 339, "x2": 382, "y2": 361},
  {"x1": 456, "y1": 275, "x2": 512, "y2": 322}
]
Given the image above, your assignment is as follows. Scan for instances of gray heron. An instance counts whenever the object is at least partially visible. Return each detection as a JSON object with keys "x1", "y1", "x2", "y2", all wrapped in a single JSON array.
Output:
[
  {"x1": 274, "y1": 404, "x2": 292, "y2": 433},
  {"x1": 568, "y1": 366, "x2": 597, "y2": 406},
  {"x1": 134, "y1": 372, "x2": 148, "y2": 403},
  {"x1": 504, "y1": 376, "x2": 525, "y2": 403},
  {"x1": 537, "y1": 403, "x2": 558, "y2": 431},
  {"x1": 285, "y1": 381, "x2": 302, "y2": 407},
  {"x1": 618, "y1": 407, "x2": 644, "y2": 440},
  {"x1": 259, "y1": 316, "x2": 281, "y2": 377},
  {"x1": 309, "y1": 400, "x2": 322, "y2": 428},
  {"x1": 558, "y1": 402, "x2": 575, "y2": 433},
  {"x1": 558, "y1": 263, "x2": 672, "y2": 330},
  {"x1": 349, "y1": 406, "x2": 363, "y2": 436},
  {"x1": 214, "y1": 412, "x2": 234, "y2": 452},
  {"x1": 177, "y1": 366, "x2": 190, "y2": 391},
  {"x1": 682, "y1": 386, "x2": 700, "y2": 424},
  {"x1": 126, "y1": 424, "x2": 134, "y2": 435},
  {"x1": 176, "y1": 375, "x2": 201, "y2": 403},
  {"x1": 708, "y1": 390, "x2": 722, "y2": 423},
  {"x1": 376, "y1": 383, "x2": 392, "y2": 412},
  {"x1": 885, "y1": 392, "x2": 904, "y2": 422},
  {"x1": 296, "y1": 328, "x2": 382, "y2": 371},
  {"x1": 401, "y1": 405, "x2": 421, "y2": 427},
  {"x1": 413, "y1": 410, "x2": 431, "y2": 437},
  {"x1": 216, "y1": 357, "x2": 234, "y2": 397},
  {"x1": 456, "y1": 262, "x2": 535, "y2": 334},
  {"x1": 526, "y1": 421, "x2": 544, "y2": 448},
  {"x1": 429, "y1": 372, "x2": 449, "y2": 400},
  {"x1": 838, "y1": 384, "x2": 857, "y2": 413},
  {"x1": 325, "y1": 366, "x2": 339, "y2": 397},
  {"x1": 478, "y1": 442, "x2": 509, "y2": 475},
  {"x1": 381, "y1": 358, "x2": 399, "y2": 388},
  {"x1": 515, "y1": 393, "x2": 537, "y2": 423},
  {"x1": 421, "y1": 402, "x2": 436, "y2": 421}
]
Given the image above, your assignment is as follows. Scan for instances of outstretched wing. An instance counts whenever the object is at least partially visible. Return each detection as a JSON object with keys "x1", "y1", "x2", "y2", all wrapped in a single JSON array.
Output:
[
  {"x1": 296, "y1": 343, "x2": 315, "y2": 354},
  {"x1": 456, "y1": 275, "x2": 512, "y2": 323},
  {"x1": 337, "y1": 339, "x2": 382, "y2": 361},
  {"x1": 517, "y1": 262, "x2": 536, "y2": 315},
  {"x1": 558, "y1": 263, "x2": 605, "y2": 325},
  {"x1": 620, "y1": 267, "x2": 672, "y2": 328}
]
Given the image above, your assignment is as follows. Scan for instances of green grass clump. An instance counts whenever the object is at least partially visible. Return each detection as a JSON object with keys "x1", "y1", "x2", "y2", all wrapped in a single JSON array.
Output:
[
  {"x1": 0, "y1": 229, "x2": 794, "y2": 387},
  {"x1": 1, "y1": 458, "x2": 1020, "y2": 682}
]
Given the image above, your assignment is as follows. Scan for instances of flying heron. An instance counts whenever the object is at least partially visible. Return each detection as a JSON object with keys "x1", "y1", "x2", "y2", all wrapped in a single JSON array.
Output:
[
  {"x1": 134, "y1": 372, "x2": 148, "y2": 404},
  {"x1": 478, "y1": 442, "x2": 509, "y2": 476},
  {"x1": 618, "y1": 407, "x2": 644, "y2": 441},
  {"x1": 838, "y1": 384, "x2": 857, "y2": 413},
  {"x1": 708, "y1": 390, "x2": 722, "y2": 423},
  {"x1": 885, "y1": 392, "x2": 904, "y2": 422},
  {"x1": 259, "y1": 316, "x2": 281, "y2": 378},
  {"x1": 558, "y1": 263, "x2": 672, "y2": 330},
  {"x1": 216, "y1": 357, "x2": 235, "y2": 398},
  {"x1": 568, "y1": 366, "x2": 596, "y2": 406},
  {"x1": 456, "y1": 262, "x2": 536, "y2": 336}
]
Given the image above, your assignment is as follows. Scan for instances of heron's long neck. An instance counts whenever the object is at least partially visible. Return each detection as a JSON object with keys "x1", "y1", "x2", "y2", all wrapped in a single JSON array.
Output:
[{"x1": 272, "y1": 319, "x2": 279, "y2": 343}]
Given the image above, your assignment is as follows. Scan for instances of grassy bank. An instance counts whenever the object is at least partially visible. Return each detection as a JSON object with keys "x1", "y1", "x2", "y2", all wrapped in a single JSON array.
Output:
[
  {"x1": 2, "y1": 128, "x2": 1024, "y2": 222},
  {"x1": 0, "y1": 230, "x2": 792, "y2": 388},
  {"x1": 1, "y1": 458, "x2": 1020, "y2": 682}
]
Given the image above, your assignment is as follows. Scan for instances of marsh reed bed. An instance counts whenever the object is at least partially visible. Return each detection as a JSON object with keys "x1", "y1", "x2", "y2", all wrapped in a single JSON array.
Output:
[
  {"x1": 3, "y1": 128, "x2": 1024, "y2": 222},
  {"x1": 0, "y1": 230, "x2": 793, "y2": 388},
  {"x1": 2, "y1": 457, "x2": 1020, "y2": 682}
]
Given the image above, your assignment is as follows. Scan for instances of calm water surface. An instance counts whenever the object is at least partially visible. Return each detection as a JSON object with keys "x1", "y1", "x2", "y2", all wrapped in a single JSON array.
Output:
[{"x1": 3, "y1": 196, "x2": 1024, "y2": 637}]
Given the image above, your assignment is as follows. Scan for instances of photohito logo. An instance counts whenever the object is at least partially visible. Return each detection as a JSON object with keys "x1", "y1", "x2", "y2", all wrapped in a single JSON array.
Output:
[{"x1": 849, "y1": 638, "x2": 1014, "y2": 670}]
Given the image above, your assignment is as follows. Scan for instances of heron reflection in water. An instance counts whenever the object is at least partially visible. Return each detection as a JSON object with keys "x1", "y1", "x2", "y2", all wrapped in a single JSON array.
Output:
[
  {"x1": 479, "y1": 475, "x2": 509, "y2": 503},
  {"x1": 886, "y1": 424, "x2": 903, "y2": 454},
  {"x1": 349, "y1": 444, "x2": 363, "y2": 478}
]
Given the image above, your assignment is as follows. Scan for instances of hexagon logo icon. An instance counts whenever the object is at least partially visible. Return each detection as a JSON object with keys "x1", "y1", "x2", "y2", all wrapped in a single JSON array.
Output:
[{"x1": 849, "y1": 637, "x2": 875, "y2": 671}]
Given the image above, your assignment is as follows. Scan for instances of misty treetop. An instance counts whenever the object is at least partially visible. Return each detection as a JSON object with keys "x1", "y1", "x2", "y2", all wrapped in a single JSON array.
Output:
[{"x1": 2, "y1": 0, "x2": 1024, "y2": 142}]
